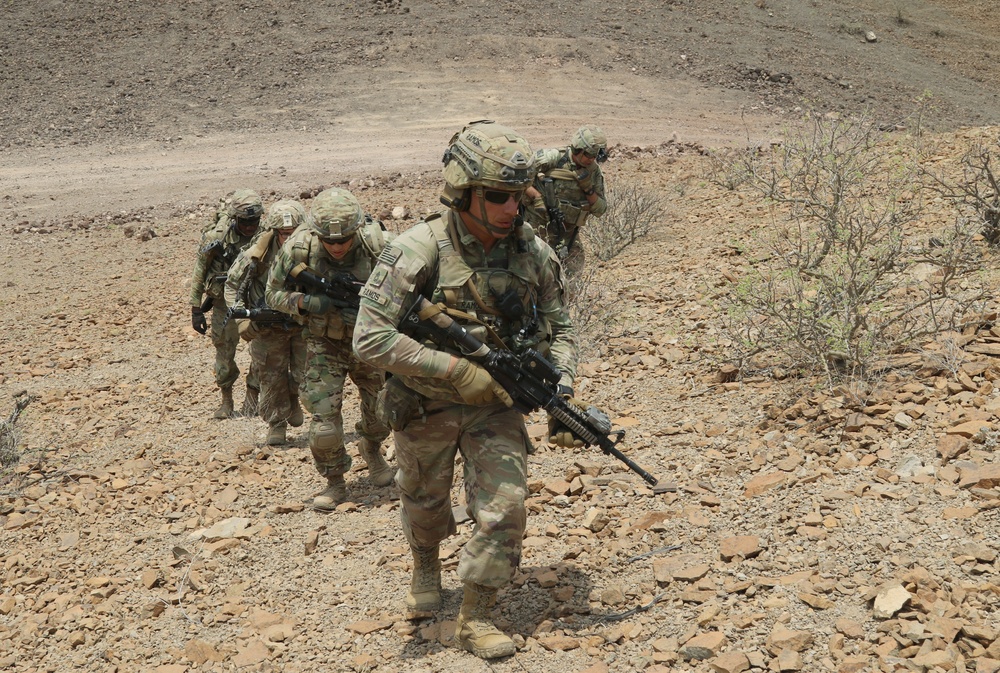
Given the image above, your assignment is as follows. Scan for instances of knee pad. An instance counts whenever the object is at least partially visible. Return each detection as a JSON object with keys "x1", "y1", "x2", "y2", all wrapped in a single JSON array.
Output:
[{"x1": 309, "y1": 421, "x2": 343, "y2": 451}]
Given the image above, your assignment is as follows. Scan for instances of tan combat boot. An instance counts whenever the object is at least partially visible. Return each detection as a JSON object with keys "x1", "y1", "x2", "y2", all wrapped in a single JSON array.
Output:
[
  {"x1": 287, "y1": 394, "x2": 304, "y2": 428},
  {"x1": 241, "y1": 386, "x2": 259, "y2": 417},
  {"x1": 266, "y1": 421, "x2": 287, "y2": 446},
  {"x1": 455, "y1": 582, "x2": 516, "y2": 659},
  {"x1": 358, "y1": 438, "x2": 395, "y2": 487},
  {"x1": 311, "y1": 475, "x2": 346, "y2": 511},
  {"x1": 214, "y1": 387, "x2": 235, "y2": 419},
  {"x1": 405, "y1": 546, "x2": 441, "y2": 613}
]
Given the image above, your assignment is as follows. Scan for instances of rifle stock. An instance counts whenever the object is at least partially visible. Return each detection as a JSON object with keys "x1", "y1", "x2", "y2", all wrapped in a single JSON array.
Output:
[{"x1": 401, "y1": 297, "x2": 658, "y2": 485}]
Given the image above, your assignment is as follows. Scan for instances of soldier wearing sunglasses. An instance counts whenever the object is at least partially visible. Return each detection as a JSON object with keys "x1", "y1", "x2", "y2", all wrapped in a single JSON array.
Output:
[
  {"x1": 353, "y1": 121, "x2": 579, "y2": 659},
  {"x1": 524, "y1": 125, "x2": 609, "y2": 274},
  {"x1": 265, "y1": 188, "x2": 396, "y2": 509}
]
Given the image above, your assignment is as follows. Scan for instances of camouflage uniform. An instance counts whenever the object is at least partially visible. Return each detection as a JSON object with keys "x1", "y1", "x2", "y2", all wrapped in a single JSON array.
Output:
[
  {"x1": 354, "y1": 122, "x2": 578, "y2": 659},
  {"x1": 224, "y1": 200, "x2": 308, "y2": 442},
  {"x1": 525, "y1": 126, "x2": 609, "y2": 275},
  {"x1": 266, "y1": 189, "x2": 393, "y2": 501},
  {"x1": 190, "y1": 189, "x2": 263, "y2": 415}
]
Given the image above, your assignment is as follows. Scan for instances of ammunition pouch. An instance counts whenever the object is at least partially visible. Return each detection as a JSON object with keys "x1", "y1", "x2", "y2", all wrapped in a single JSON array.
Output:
[{"x1": 376, "y1": 377, "x2": 423, "y2": 432}]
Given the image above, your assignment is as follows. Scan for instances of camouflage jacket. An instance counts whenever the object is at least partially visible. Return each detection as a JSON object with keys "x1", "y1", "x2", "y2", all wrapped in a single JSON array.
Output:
[
  {"x1": 224, "y1": 230, "x2": 304, "y2": 324},
  {"x1": 189, "y1": 215, "x2": 256, "y2": 306},
  {"x1": 531, "y1": 147, "x2": 607, "y2": 228},
  {"x1": 265, "y1": 220, "x2": 391, "y2": 341},
  {"x1": 353, "y1": 209, "x2": 579, "y2": 404}
]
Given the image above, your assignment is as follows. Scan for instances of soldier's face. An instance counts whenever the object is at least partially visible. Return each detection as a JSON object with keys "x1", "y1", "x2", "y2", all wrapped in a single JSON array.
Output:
[
  {"x1": 321, "y1": 236, "x2": 355, "y2": 260},
  {"x1": 276, "y1": 230, "x2": 293, "y2": 246},
  {"x1": 235, "y1": 216, "x2": 260, "y2": 237},
  {"x1": 467, "y1": 187, "x2": 522, "y2": 240},
  {"x1": 573, "y1": 151, "x2": 596, "y2": 168}
]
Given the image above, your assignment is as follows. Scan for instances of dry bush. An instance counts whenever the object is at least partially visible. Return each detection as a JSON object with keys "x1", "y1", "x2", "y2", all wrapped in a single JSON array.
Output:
[
  {"x1": 565, "y1": 266, "x2": 618, "y2": 358},
  {"x1": 584, "y1": 180, "x2": 664, "y2": 262},
  {"x1": 720, "y1": 114, "x2": 986, "y2": 383},
  {"x1": 0, "y1": 393, "x2": 41, "y2": 494},
  {"x1": 923, "y1": 137, "x2": 1000, "y2": 244}
]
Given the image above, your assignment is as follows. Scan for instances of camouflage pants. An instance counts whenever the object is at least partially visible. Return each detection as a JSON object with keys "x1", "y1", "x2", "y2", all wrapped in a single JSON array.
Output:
[
  {"x1": 211, "y1": 301, "x2": 258, "y2": 391},
  {"x1": 302, "y1": 335, "x2": 389, "y2": 476},
  {"x1": 249, "y1": 325, "x2": 306, "y2": 425},
  {"x1": 394, "y1": 401, "x2": 529, "y2": 588}
]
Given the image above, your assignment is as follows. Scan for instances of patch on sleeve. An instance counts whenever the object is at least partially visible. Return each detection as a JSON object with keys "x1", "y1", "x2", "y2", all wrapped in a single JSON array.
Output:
[
  {"x1": 369, "y1": 266, "x2": 388, "y2": 288},
  {"x1": 360, "y1": 286, "x2": 390, "y2": 307},
  {"x1": 378, "y1": 246, "x2": 403, "y2": 266}
]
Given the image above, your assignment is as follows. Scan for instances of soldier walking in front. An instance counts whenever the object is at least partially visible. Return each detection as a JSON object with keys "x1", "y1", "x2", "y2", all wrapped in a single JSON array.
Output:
[{"x1": 353, "y1": 121, "x2": 579, "y2": 659}]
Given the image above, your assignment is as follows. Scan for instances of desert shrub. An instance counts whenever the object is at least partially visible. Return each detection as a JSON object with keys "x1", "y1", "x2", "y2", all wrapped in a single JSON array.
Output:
[
  {"x1": 584, "y1": 180, "x2": 664, "y2": 261},
  {"x1": 923, "y1": 138, "x2": 1000, "y2": 244},
  {"x1": 719, "y1": 114, "x2": 986, "y2": 383}
]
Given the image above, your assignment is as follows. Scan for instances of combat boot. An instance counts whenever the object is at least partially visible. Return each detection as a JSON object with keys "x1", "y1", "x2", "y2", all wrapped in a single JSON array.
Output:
[
  {"x1": 311, "y1": 475, "x2": 346, "y2": 511},
  {"x1": 455, "y1": 582, "x2": 516, "y2": 659},
  {"x1": 358, "y1": 438, "x2": 395, "y2": 487},
  {"x1": 266, "y1": 421, "x2": 287, "y2": 446},
  {"x1": 405, "y1": 545, "x2": 442, "y2": 613},
  {"x1": 214, "y1": 387, "x2": 235, "y2": 419},
  {"x1": 241, "y1": 386, "x2": 259, "y2": 417},
  {"x1": 288, "y1": 394, "x2": 304, "y2": 428}
]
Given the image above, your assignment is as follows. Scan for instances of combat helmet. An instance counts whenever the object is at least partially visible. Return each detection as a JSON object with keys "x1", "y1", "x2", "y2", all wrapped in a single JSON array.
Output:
[
  {"x1": 309, "y1": 188, "x2": 364, "y2": 240},
  {"x1": 441, "y1": 120, "x2": 535, "y2": 211},
  {"x1": 229, "y1": 189, "x2": 265, "y2": 220},
  {"x1": 263, "y1": 199, "x2": 307, "y2": 232},
  {"x1": 571, "y1": 126, "x2": 608, "y2": 162}
]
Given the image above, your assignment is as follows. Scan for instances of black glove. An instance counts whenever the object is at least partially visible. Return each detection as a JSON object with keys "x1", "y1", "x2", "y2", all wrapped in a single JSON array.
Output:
[
  {"x1": 191, "y1": 306, "x2": 207, "y2": 334},
  {"x1": 301, "y1": 294, "x2": 334, "y2": 315}
]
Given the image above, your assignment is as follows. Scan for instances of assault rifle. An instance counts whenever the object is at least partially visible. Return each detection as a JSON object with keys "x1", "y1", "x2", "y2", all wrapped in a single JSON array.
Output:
[
  {"x1": 221, "y1": 305, "x2": 296, "y2": 331},
  {"x1": 288, "y1": 263, "x2": 363, "y2": 310},
  {"x1": 400, "y1": 297, "x2": 658, "y2": 485},
  {"x1": 538, "y1": 176, "x2": 570, "y2": 259}
]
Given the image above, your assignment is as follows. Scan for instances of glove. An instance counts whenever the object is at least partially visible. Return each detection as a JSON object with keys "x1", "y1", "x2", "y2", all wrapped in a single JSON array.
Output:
[
  {"x1": 238, "y1": 320, "x2": 259, "y2": 342},
  {"x1": 575, "y1": 169, "x2": 595, "y2": 195},
  {"x1": 191, "y1": 307, "x2": 207, "y2": 334},
  {"x1": 548, "y1": 388, "x2": 588, "y2": 448},
  {"x1": 301, "y1": 294, "x2": 334, "y2": 315},
  {"x1": 448, "y1": 359, "x2": 513, "y2": 407}
]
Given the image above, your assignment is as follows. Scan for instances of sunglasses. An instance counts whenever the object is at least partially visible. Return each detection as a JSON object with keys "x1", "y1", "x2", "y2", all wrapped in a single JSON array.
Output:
[
  {"x1": 235, "y1": 215, "x2": 261, "y2": 227},
  {"x1": 318, "y1": 235, "x2": 353, "y2": 245},
  {"x1": 482, "y1": 189, "x2": 525, "y2": 205}
]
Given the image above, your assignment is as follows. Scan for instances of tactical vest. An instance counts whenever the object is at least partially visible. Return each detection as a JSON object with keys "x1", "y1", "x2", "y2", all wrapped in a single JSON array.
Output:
[
  {"x1": 544, "y1": 149, "x2": 598, "y2": 228},
  {"x1": 301, "y1": 220, "x2": 386, "y2": 341},
  {"x1": 424, "y1": 214, "x2": 552, "y2": 356},
  {"x1": 202, "y1": 217, "x2": 253, "y2": 300}
]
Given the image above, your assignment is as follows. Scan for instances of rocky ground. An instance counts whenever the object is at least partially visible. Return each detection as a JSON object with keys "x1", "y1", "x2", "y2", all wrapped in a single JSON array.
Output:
[{"x1": 4, "y1": 1, "x2": 1000, "y2": 673}]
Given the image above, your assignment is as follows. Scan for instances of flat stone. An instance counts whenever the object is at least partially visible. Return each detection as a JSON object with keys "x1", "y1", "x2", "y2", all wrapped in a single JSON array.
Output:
[
  {"x1": 680, "y1": 631, "x2": 727, "y2": 660},
  {"x1": 719, "y1": 535, "x2": 761, "y2": 561},
  {"x1": 872, "y1": 583, "x2": 911, "y2": 618},
  {"x1": 766, "y1": 624, "x2": 813, "y2": 654},
  {"x1": 710, "y1": 651, "x2": 750, "y2": 673},
  {"x1": 743, "y1": 472, "x2": 785, "y2": 497}
]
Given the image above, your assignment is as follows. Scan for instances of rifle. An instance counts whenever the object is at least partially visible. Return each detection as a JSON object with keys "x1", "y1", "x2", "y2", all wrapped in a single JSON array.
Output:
[
  {"x1": 400, "y1": 297, "x2": 658, "y2": 485},
  {"x1": 538, "y1": 177, "x2": 570, "y2": 259},
  {"x1": 222, "y1": 305, "x2": 296, "y2": 330},
  {"x1": 288, "y1": 262, "x2": 363, "y2": 310}
]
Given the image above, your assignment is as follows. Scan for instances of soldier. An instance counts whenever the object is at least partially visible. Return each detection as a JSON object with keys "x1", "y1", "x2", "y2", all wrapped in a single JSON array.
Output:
[
  {"x1": 190, "y1": 189, "x2": 264, "y2": 418},
  {"x1": 224, "y1": 199, "x2": 308, "y2": 446},
  {"x1": 353, "y1": 121, "x2": 579, "y2": 659},
  {"x1": 524, "y1": 125, "x2": 609, "y2": 274},
  {"x1": 265, "y1": 188, "x2": 395, "y2": 509}
]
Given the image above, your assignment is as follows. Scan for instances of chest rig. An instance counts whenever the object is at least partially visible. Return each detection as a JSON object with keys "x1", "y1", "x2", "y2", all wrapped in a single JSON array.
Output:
[
  {"x1": 424, "y1": 214, "x2": 549, "y2": 354},
  {"x1": 300, "y1": 220, "x2": 385, "y2": 340}
]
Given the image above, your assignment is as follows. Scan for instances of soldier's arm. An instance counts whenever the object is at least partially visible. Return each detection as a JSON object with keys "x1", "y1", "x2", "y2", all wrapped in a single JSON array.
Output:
[
  {"x1": 587, "y1": 168, "x2": 608, "y2": 217},
  {"x1": 189, "y1": 235, "x2": 212, "y2": 307},
  {"x1": 352, "y1": 243, "x2": 453, "y2": 379},
  {"x1": 264, "y1": 245, "x2": 307, "y2": 316},
  {"x1": 536, "y1": 247, "x2": 580, "y2": 384},
  {"x1": 224, "y1": 252, "x2": 249, "y2": 307}
]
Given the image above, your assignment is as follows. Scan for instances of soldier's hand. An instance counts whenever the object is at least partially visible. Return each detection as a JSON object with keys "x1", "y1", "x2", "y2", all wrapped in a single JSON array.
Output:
[
  {"x1": 238, "y1": 320, "x2": 259, "y2": 342},
  {"x1": 448, "y1": 359, "x2": 513, "y2": 407},
  {"x1": 548, "y1": 388, "x2": 587, "y2": 448},
  {"x1": 191, "y1": 307, "x2": 208, "y2": 334},
  {"x1": 575, "y1": 169, "x2": 596, "y2": 195},
  {"x1": 301, "y1": 294, "x2": 334, "y2": 315}
]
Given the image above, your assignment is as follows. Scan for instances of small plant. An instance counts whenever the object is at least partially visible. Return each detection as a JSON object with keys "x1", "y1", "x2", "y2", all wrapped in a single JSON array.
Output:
[
  {"x1": 564, "y1": 266, "x2": 619, "y2": 357},
  {"x1": 719, "y1": 114, "x2": 985, "y2": 384},
  {"x1": 895, "y1": 7, "x2": 912, "y2": 26},
  {"x1": 923, "y1": 138, "x2": 1000, "y2": 244},
  {"x1": 584, "y1": 180, "x2": 664, "y2": 262}
]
